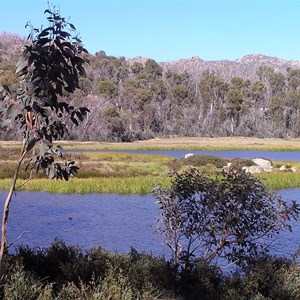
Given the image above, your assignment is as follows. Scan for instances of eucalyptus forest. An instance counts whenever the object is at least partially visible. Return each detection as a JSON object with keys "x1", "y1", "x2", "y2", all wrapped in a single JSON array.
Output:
[{"x1": 1, "y1": 32, "x2": 300, "y2": 142}]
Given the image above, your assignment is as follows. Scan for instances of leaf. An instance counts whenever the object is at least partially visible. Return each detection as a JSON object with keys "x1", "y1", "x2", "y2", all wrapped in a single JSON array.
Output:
[
  {"x1": 27, "y1": 139, "x2": 36, "y2": 152},
  {"x1": 38, "y1": 30, "x2": 49, "y2": 38},
  {"x1": 44, "y1": 9, "x2": 53, "y2": 15},
  {"x1": 62, "y1": 170, "x2": 69, "y2": 181},
  {"x1": 77, "y1": 65, "x2": 86, "y2": 76},
  {"x1": 6, "y1": 104, "x2": 16, "y2": 118},
  {"x1": 71, "y1": 116, "x2": 78, "y2": 126},
  {"x1": 62, "y1": 46, "x2": 75, "y2": 58},
  {"x1": 16, "y1": 57, "x2": 28, "y2": 74},
  {"x1": 79, "y1": 107, "x2": 90, "y2": 115},
  {"x1": 43, "y1": 138, "x2": 53, "y2": 147},
  {"x1": 69, "y1": 23, "x2": 76, "y2": 30},
  {"x1": 37, "y1": 38, "x2": 51, "y2": 46},
  {"x1": 59, "y1": 31, "x2": 71, "y2": 38},
  {"x1": 76, "y1": 111, "x2": 83, "y2": 121}
]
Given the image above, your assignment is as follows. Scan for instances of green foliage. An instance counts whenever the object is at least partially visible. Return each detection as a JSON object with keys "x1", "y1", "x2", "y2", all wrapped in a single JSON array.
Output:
[
  {"x1": 183, "y1": 154, "x2": 227, "y2": 168},
  {"x1": 5, "y1": 240, "x2": 172, "y2": 299},
  {"x1": 144, "y1": 59, "x2": 163, "y2": 79},
  {"x1": 2, "y1": 241, "x2": 300, "y2": 299},
  {"x1": 3, "y1": 263, "x2": 53, "y2": 300},
  {"x1": 96, "y1": 79, "x2": 118, "y2": 98},
  {"x1": 0, "y1": 6, "x2": 89, "y2": 181},
  {"x1": 171, "y1": 84, "x2": 190, "y2": 104},
  {"x1": 155, "y1": 169, "x2": 300, "y2": 269}
]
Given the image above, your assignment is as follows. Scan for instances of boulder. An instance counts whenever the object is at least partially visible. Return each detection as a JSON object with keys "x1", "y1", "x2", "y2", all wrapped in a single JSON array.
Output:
[
  {"x1": 279, "y1": 165, "x2": 287, "y2": 171},
  {"x1": 252, "y1": 158, "x2": 272, "y2": 172},
  {"x1": 291, "y1": 167, "x2": 297, "y2": 173},
  {"x1": 242, "y1": 165, "x2": 264, "y2": 174},
  {"x1": 184, "y1": 153, "x2": 194, "y2": 159}
]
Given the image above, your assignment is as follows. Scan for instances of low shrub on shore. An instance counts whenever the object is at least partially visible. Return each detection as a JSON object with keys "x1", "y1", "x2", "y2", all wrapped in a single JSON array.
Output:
[{"x1": 1, "y1": 240, "x2": 300, "y2": 299}]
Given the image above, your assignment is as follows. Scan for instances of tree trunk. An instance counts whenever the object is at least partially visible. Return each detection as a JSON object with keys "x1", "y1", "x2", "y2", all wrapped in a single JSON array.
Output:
[{"x1": 0, "y1": 148, "x2": 27, "y2": 283}]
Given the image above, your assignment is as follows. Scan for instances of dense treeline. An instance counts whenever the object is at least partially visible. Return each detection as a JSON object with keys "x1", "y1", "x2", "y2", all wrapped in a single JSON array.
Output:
[{"x1": 1, "y1": 33, "x2": 300, "y2": 141}]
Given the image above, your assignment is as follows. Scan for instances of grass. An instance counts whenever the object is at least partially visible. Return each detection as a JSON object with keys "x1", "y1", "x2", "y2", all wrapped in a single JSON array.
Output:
[
  {"x1": 1, "y1": 137, "x2": 300, "y2": 193},
  {"x1": 0, "y1": 150, "x2": 174, "y2": 194},
  {"x1": 0, "y1": 176, "x2": 171, "y2": 194},
  {"x1": 3, "y1": 136, "x2": 300, "y2": 151},
  {"x1": 259, "y1": 172, "x2": 300, "y2": 190}
]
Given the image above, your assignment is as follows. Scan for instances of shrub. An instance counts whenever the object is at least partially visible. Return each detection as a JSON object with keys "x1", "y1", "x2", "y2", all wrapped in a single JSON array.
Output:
[{"x1": 183, "y1": 155, "x2": 227, "y2": 168}]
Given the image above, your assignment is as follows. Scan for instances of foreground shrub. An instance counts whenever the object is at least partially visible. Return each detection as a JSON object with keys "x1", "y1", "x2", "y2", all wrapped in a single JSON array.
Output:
[{"x1": 1, "y1": 241, "x2": 300, "y2": 299}]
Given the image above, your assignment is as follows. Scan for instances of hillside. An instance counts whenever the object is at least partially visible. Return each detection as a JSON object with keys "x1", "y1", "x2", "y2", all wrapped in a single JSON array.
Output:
[
  {"x1": 162, "y1": 54, "x2": 300, "y2": 80},
  {"x1": 1, "y1": 32, "x2": 300, "y2": 141}
]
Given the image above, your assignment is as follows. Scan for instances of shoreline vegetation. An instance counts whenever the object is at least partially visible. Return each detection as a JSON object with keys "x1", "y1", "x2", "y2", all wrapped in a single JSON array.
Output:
[
  {"x1": 2, "y1": 136, "x2": 300, "y2": 151},
  {"x1": 1, "y1": 137, "x2": 300, "y2": 193}
]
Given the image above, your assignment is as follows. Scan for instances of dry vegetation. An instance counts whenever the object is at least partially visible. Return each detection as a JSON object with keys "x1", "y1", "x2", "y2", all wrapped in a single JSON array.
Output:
[{"x1": 2, "y1": 136, "x2": 298, "y2": 151}]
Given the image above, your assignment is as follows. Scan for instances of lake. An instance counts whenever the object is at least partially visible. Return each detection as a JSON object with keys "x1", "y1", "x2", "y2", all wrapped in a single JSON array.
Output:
[
  {"x1": 71, "y1": 149, "x2": 300, "y2": 161},
  {"x1": 0, "y1": 188, "x2": 299, "y2": 261}
]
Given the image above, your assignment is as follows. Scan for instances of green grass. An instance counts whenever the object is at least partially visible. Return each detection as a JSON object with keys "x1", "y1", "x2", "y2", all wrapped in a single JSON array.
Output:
[
  {"x1": 1, "y1": 141, "x2": 300, "y2": 193},
  {"x1": 258, "y1": 172, "x2": 300, "y2": 190},
  {"x1": 0, "y1": 176, "x2": 171, "y2": 194}
]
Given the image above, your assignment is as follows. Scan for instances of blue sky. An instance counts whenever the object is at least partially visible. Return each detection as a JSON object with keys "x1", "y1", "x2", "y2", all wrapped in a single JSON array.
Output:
[{"x1": 1, "y1": 0, "x2": 300, "y2": 62}]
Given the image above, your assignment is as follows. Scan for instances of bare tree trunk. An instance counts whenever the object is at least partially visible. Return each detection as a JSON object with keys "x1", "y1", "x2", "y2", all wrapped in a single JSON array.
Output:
[{"x1": 0, "y1": 147, "x2": 27, "y2": 283}]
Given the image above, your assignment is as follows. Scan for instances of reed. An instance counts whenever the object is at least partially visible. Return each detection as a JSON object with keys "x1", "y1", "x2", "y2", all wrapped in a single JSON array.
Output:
[
  {"x1": 258, "y1": 172, "x2": 300, "y2": 190},
  {"x1": 0, "y1": 176, "x2": 171, "y2": 194}
]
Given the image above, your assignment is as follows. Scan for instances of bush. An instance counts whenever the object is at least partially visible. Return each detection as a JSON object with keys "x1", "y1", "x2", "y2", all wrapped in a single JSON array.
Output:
[
  {"x1": 183, "y1": 154, "x2": 227, "y2": 168},
  {"x1": 1, "y1": 242, "x2": 300, "y2": 299}
]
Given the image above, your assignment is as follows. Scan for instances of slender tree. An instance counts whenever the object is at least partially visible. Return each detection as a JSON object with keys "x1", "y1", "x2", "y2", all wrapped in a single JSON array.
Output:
[{"x1": 0, "y1": 6, "x2": 89, "y2": 281}]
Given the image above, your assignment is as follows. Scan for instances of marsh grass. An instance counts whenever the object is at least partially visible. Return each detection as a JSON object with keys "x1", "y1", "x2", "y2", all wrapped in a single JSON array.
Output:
[
  {"x1": 0, "y1": 176, "x2": 171, "y2": 194},
  {"x1": 258, "y1": 172, "x2": 300, "y2": 190},
  {"x1": 1, "y1": 140, "x2": 300, "y2": 193},
  {"x1": 3, "y1": 136, "x2": 300, "y2": 151}
]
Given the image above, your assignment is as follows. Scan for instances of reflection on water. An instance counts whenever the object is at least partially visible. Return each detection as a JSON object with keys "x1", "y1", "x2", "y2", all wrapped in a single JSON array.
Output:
[{"x1": 0, "y1": 189, "x2": 299, "y2": 260}]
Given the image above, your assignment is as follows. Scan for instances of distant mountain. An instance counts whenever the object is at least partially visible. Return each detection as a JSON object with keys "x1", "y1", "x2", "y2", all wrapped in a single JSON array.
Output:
[
  {"x1": 165, "y1": 54, "x2": 300, "y2": 80},
  {"x1": 129, "y1": 54, "x2": 300, "y2": 80}
]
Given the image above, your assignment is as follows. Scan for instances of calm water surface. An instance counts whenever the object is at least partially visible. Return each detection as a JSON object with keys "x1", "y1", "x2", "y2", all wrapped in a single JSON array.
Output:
[
  {"x1": 74, "y1": 149, "x2": 300, "y2": 161},
  {"x1": 0, "y1": 192, "x2": 168, "y2": 257},
  {"x1": 0, "y1": 189, "x2": 299, "y2": 259}
]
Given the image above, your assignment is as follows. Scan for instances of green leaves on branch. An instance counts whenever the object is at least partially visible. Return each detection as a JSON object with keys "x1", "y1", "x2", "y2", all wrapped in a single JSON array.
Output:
[{"x1": 0, "y1": 6, "x2": 90, "y2": 181}]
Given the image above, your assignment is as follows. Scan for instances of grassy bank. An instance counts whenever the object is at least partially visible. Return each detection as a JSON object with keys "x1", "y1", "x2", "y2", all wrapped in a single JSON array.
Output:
[
  {"x1": 0, "y1": 176, "x2": 171, "y2": 194},
  {"x1": 63, "y1": 136, "x2": 300, "y2": 151},
  {"x1": 2, "y1": 136, "x2": 300, "y2": 151},
  {"x1": 1, "y1": 137, "x2": 300, "y2": 193}
]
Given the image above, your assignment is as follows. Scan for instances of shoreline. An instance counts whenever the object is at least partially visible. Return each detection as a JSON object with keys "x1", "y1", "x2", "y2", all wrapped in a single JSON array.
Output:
[{"x1": 2, "y1": 136, "x2": 300, "y2": 151}]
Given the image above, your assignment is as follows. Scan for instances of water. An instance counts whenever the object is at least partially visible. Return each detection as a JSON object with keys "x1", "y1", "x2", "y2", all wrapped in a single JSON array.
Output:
[
  {"x1": 0, "y1": 191, "x2": 168, "y2": 257},
  {"x1": 71, "y1": 149, "x2": 300, "y2": 161},
  {"x1": 0, "y1": 189, "x2": 299, "y2": 260}
]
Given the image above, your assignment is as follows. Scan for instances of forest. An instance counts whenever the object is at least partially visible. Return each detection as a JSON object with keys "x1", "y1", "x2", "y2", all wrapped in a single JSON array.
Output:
[{"x1": 1, "y1": 32, "x2": 300, "y2": 141}]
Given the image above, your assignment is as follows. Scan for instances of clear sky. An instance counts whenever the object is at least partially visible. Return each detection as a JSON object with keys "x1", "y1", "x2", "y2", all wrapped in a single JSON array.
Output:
[{"x1": 1, "y1": 0, "x2": 300, "y2": 62}]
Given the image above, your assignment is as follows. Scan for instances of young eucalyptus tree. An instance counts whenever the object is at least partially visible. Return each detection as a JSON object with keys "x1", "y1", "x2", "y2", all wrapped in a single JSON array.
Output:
[
  {"x1": 155, "y1": 168, "x2": 299, "y2": 270},
  {"x1": 0, "y1": 7, "x2": 89, "y2": 280}
]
